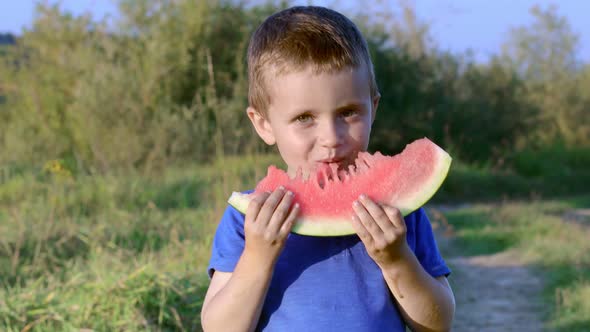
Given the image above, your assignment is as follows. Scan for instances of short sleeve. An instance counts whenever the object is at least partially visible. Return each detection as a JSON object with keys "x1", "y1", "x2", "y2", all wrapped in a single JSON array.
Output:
[
  {"x1": 407, "y1": 208, "x2": 451, "y2": 278},
  {"x1": 207, "y1": 205, "x2": 246, "y2": 278}
]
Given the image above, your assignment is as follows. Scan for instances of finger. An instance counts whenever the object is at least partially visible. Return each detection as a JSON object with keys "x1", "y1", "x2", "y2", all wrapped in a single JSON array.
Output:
[
  {"x1": 383, "y1": 205, "x2": 405, "y2": 229},
  {"x1": 245, "y1": 191, "x2": 270, "y2": 224},
  {"x1": 267, "y1": 190, "x2": 295, "y2": 234},
  {"x1": 359, "y1": 194, "x2": 395, "y2": 232},
  {"x1": 351, "y1": 213, "x2": 372, "y2": 244},
  {"x1": 352, "y1": 199, "x2": 383, "y2": 239},
  {"x1": 278, "y1": 202, "x2": 300, "y2": 237},
  {"x1": 256, "y1": 187, "x2": 287, "y2": 226}
]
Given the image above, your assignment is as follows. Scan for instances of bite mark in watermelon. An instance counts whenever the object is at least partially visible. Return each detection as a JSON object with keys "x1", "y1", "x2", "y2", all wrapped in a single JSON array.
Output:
[{"x1": 228, "y1": 138, "x2": 452, "y2": 236}]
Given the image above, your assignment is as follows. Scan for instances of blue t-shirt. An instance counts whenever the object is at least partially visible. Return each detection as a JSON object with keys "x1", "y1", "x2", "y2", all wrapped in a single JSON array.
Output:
[{"x1": 207, "y1": 204, "x2": 450, "y2": 331}]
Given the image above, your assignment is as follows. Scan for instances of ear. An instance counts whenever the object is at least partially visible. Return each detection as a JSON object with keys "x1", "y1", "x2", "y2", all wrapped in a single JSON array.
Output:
[
  {"x1": 247, "y1": 106, "x2": 276, "y2": 145},
  {"x1": 371, "y1": 93, "x2": 381, "y2": 124}
]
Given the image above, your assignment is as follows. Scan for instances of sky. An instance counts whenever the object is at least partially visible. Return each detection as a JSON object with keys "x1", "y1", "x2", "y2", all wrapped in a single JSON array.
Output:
[{"x1": 1, "y1": 0, "x2": 589, "y2": 62}]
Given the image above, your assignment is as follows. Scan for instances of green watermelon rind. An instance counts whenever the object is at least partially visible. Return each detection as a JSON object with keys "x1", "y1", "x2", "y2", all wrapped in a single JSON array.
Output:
[
  {"x1": 391, "y1": 144, "x2": 452, "y2": 219},
  {"x1": 228, "y1": 193, "x2": 360, "y2": 236},
  {"x1": 227, "y1": 145, "x2": 452, "y2": 237}
]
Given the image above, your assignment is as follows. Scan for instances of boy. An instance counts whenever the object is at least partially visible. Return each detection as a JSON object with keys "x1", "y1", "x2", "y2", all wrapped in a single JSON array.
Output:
[{"x1": 201, "y1": 6, "x2": 455, "y2": 332}]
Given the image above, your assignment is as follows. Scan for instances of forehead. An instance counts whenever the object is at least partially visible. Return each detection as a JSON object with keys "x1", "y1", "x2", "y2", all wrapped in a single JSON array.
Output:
[{"x1": 265, "y1": 64, "x2": 372, "y2": 114}]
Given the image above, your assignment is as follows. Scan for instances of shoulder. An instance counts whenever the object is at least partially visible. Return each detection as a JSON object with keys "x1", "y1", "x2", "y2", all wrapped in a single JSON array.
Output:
[
  {"x1": 212, "y1": 204, "x2": 247, "y2": 243},
  {"x1": 404, "y1": 207, "x2": 436, "y2": 250},
  {"x1": 217, "y1": 190, "x2": 253, "y2": 229},
  {"x1": 405, "y1": 207, "x2": 451, "y2": 277},
  {"x1": 207, "y1": 199, "x2": 250, "y2": 277},
  {"x1": 219, "y1": 204, "x2": 246, "y2": 225},
  {"x1": 404, "y1": 207, "x2": 429, "y2": 223}
]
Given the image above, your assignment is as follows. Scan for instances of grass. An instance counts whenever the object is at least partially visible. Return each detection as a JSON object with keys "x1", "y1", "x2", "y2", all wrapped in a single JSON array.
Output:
[
  {"x1": 437, "y1": 160, "x2": 590, "y2": 203},
  {"x1": 0, "y1": 154, "x2": 281, "y2": 331},
  {"x1": 1, "y1": 151, "x2": 588, "y2": 330},
  {"x1": 442, "y1": 195, "x2": 590, "y2": 331},
  {"x1": 437, "y1": 144, "x2": 590, "y2": 203}
]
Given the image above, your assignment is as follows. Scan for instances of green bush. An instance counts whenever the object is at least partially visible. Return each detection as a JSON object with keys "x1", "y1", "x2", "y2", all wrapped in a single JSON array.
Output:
[{"x1": 1, "y1": 1, "x2": 588, "y2": 173}]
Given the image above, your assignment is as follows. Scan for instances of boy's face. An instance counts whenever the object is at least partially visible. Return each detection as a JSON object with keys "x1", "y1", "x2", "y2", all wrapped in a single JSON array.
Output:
[{"x1": 248, "y1": 65, "x2": 380, "y2": 177}]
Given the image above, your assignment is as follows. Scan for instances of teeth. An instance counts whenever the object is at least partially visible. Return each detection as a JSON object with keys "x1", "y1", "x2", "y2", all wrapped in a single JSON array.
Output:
[
  {"x1": 355, "y1": 153, "x2": 371, "y2": 173},
  {"x1": 325, "y1": 164, "x2": 333, "y2": 179},
  {"x1": 329, "y1": 164, "x2": 339, "y2": 182},
  {"x1": 295, "y1": 167, "x2": 303, "y2": 181}
]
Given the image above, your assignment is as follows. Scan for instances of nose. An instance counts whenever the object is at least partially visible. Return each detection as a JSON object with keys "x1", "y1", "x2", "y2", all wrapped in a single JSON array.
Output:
[{"x1": 319, "y1": 119, "x2": 343, "y2": 148}]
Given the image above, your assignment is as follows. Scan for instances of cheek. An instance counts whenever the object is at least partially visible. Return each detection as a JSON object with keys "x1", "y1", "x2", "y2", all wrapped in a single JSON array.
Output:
[
  {"x1": 349, "y1": 121, "x2": 372, "y2": 142},
  {"x1": 276, "y1": 128, "x2": 313, "y2": 151}
]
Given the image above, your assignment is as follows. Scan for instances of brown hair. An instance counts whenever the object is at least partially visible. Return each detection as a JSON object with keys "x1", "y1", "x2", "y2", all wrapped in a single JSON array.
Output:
[{"x1": 247, "y1": 6, "x2": 379, "y2": 115}]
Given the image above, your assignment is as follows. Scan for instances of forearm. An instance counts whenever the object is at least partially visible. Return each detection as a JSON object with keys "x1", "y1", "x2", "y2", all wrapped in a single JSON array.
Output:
[
  {"x1": 201, "y1": 253, "x2": 274, "y2": 332},
  {"x1": 381, "y1": 246, "x2": 455, "y2": 332}
]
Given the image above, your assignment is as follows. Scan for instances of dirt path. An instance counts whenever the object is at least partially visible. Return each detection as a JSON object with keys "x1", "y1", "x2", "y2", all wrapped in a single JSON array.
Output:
[
  {"x1": 447, "y1": 251, "x2": 546, "y2": 331},
  {"x1": 562, "y1": 208, "x2": 590, "y2": 227},
  {"x1": 428, "y1": 207, "x2": 548, "y2": 332}
]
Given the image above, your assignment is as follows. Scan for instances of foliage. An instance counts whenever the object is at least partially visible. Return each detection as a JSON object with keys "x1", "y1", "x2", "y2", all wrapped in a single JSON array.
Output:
[
  {"x1": 0, "y1": 151, "x2": 586, "y2": 330},
  {"x1": 0, "y1": 153, "x2": 279, "y2": 331},
  {"x1": 0, "y1": 2, "x2": 588, "y2": 329},
  {"x1": 0, "y1": 1, "x2": 281, "y2": 174},
  {"x1": 0, "y1": 33, "x2": 16, "y2": 45},
  {"x1": 0, "y1": 1, "x2": 588, "y2": 173},
  {"x1": 501, "y1": 4, "x2": 590, "y2": 147}
]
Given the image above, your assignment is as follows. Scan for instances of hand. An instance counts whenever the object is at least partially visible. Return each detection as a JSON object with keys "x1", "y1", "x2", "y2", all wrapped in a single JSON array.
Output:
[
  {"x1": 243, "y1": 187, "x2": 299, "y2": 267},
  {"x1": 351, "y1": 194, "x2": 410, "y2": 269}
]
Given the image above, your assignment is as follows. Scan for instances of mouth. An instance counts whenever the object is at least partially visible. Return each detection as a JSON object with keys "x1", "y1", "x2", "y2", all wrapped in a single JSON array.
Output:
[
  {"x1": 317, "y1": 157, "x2": 345, "y2": 164},
  {"x1": 316, "y1": 157, "x2": 350, "y2": 171},
  {"x1": 319, "y1": 158, "x2": 342, "y2": 163}
]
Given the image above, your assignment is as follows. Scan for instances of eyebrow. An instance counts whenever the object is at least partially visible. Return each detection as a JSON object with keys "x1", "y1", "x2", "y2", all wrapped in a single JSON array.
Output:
[
  {"x1": 335, "y1": 101, "x2": 367, "y2": 111},
  {"x1": 288, "y1": 101, "x2": 367, "y2": 116}
]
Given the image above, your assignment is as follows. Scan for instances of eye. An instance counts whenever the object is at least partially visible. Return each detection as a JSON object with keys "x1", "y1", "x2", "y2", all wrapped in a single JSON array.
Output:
[
  {"x1": 295, "y1": 113, "x2": 313, "y2": 123},
  {"x1": 340, "y1": 109, "x2": 358, "y2": 118}
]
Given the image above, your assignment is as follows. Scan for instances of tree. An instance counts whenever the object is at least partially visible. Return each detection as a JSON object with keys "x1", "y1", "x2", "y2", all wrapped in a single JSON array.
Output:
[
  {"x1": 0, "y1": 1, "x2": 279, "y2": 173},
  {"x1": 501, "y1": 5, "x2": 588, "y2": 146},
  {"x1": 502, "y1": 4, "x2": 580, "y2": 82},
  {"x1": 0, "y1": 33, "x2": 16, "y2": 45}
]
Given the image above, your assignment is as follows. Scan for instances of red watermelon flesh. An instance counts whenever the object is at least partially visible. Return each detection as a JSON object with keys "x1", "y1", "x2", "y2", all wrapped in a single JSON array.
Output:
[{"x1": 228, "y1": 138, "x2": 451, "y2": 236}]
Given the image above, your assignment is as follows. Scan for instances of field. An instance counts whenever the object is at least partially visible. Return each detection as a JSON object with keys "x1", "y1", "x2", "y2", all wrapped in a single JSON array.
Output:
[
  {"x1": 439, "y1": 196, "x2": 590, "y2": 331},
  {"x1": 0, "y1": 155, "x2": 280, "y2": 331},
  {"x1": 1, "y1": 152, "x2": 589, "y2": 331},
  {"x1": 2, "y1": 1, "x2": 589, "y2": 331}
]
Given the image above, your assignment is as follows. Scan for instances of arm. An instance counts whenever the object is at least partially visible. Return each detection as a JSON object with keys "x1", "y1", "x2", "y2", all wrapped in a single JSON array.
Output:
[
  {"x1": 200, "y1": 256, "x2": 274, "y2": 332},
  {"x1": 200, "y1": 188, "x2": 299, "y2": 332},
  {"x1": 351, "y1": 195, "x2": 455, "y2": 332},
  {"x1": 380, "y1": 247, "x2": 455, "y2": 332}
]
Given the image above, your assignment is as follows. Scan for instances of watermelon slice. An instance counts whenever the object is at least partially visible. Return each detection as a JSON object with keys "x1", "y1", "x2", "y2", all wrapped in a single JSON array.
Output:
[{"x1": 228, "y1": 138, "x2": 451, "y2": 236}]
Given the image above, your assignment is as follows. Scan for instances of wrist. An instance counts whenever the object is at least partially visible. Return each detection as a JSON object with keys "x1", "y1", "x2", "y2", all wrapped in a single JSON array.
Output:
[
  {"x1": 239, "y1": 247, "x2": 277, "y2": 276},
  {"x1": 378, "y1": 243, "x2": 415, "y2": 272}
]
